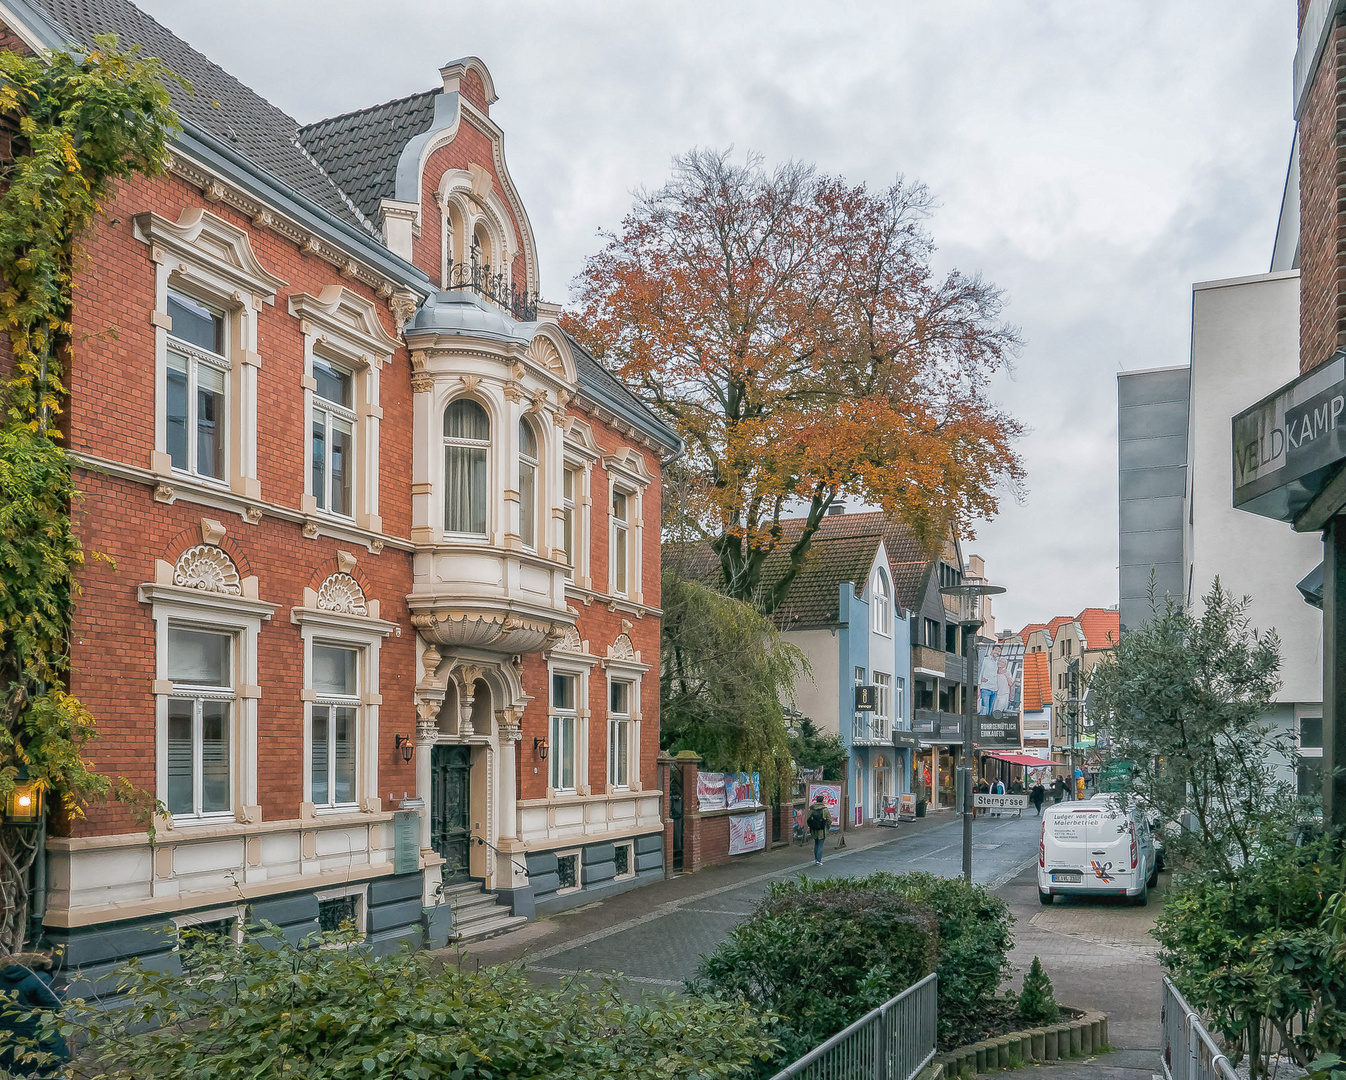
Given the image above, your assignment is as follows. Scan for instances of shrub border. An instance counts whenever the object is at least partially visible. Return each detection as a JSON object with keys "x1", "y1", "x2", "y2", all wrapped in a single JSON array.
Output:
[{"x1": 933, "y1": 1006, "x2": 1110, "y2": 1076}]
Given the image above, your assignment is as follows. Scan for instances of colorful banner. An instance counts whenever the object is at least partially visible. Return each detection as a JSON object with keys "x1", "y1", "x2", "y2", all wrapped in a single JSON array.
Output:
[
  {"x1": 977, "y1": 640, "x2": 1025, "y2": 719},
  {"x1": 696, "y1": 772, "x2": 726, "y2": 811},
  {"x1": 806, "y1": 782, "x2": 842, "y2": 829},
  {"x1": 728, "y1": 811, "x2": 767, "y2": 855}
]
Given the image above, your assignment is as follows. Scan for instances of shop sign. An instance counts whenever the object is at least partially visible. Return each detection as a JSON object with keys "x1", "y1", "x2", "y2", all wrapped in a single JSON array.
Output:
[
  {"x1": 1233, "y1": 353, "x2": 1346, "y2": 522},
  {"x1": 976, "y1": 714, "x2": 1021, "y2": 748}
]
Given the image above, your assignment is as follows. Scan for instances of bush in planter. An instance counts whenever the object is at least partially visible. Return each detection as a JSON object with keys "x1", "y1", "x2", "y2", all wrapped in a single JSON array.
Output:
[
  {"x1": 1018, "y1": 955, "x2": 1060, "y2": 1025},
  {"x1": 5, "y1": 922, "x2": 778, "y2": 1079},
  {"x1": 690, "y1": 876, "x2": 938, "y2": 1069}
]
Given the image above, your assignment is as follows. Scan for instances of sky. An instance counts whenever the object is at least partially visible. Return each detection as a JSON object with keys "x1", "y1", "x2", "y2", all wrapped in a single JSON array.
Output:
[{"x1": 137, "y1": 0, "x2": 1298, "y2": 631}]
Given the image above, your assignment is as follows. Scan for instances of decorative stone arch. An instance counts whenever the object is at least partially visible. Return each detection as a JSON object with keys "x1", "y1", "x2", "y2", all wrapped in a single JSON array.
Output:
[
  {"x1": 441, "y1": 56, "x2": 498, "y2": 110},
  {"x1": 608, "y1": 633, "x2": 638, "y2": 663},
  {"x1": 161, "y1": 520, "x2": 255, "y2": 583},
  {"x1": 435, "y1": 169, "x2": 519, "y2": 281},
  {"x1": 315, "y1": 573, "x2": 367, "y2": 616},
  {"x1": 523, "y1": 324, "x2": 577, "y2": 383},
  {"x1": 553, "y1": 625, "x2": 583, "y2": 654}
]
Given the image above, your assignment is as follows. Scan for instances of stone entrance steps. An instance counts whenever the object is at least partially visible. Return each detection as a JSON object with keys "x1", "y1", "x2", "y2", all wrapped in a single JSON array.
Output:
[{"x1": 442, "y1": 881, "x2": 528, "y2": 943}]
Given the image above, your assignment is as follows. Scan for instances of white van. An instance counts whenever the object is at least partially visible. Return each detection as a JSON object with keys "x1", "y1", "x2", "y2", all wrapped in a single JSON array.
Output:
[{"x1": 1037, "y1": 795, "x2": 1157, "y2": 905}]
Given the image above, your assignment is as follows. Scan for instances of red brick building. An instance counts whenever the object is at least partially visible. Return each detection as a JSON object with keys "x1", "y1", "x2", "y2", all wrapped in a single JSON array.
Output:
[{"x1": 1, "y1": 0, "x2": 678, "y2": 976}]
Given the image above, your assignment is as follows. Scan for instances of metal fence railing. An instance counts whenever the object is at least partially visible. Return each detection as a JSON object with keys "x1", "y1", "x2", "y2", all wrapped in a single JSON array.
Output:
[
  {"x1": 769, "y1": 973, "x2": 938, "y2": 1080},
  {"x1": 1161, "y1": 977, "x2": 1238, "y2": 1080}
]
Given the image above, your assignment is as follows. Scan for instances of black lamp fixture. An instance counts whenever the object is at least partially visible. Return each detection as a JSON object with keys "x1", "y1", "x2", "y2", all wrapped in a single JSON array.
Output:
[
  {"x1": 393, "y1": 733, "x2": 414, "y2": 764},
  {"x1": 534, "y1": 736, "x2": 548, "y2": 760},
  {"x1": 4, "y1": 771, "x2": 43, "y2": 825}
]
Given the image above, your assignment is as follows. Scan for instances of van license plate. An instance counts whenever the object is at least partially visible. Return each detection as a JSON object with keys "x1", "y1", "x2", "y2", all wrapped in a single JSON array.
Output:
[{"x1": 1051, "y1": 872, "x2": 1081, "y2": 883}]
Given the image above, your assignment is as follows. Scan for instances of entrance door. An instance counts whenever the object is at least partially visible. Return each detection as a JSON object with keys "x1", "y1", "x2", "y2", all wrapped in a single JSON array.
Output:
[{"x1": 430, "y1": 745, "x2": 472, "y2": 883}]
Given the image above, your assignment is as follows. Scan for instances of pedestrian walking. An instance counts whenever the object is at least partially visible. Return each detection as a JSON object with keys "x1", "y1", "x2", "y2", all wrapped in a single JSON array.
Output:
[
  {"x1": 1031, "y1": 781, "x2": 1046, "y2": 816},
  {"x1": 992, "y1": 777, "x2": 1005, "y2": 817},
  {"x1": 807, "y1": 795, "x2": 830, "y2": 865},
  {"x1": 1052, "y1": 776, "x2": 1066, "y2": 803}
]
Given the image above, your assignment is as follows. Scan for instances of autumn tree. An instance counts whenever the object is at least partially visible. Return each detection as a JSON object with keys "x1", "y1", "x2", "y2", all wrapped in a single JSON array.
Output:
[{"x1": 566, "y1": 149, "x2": 1023, "y2": 613}]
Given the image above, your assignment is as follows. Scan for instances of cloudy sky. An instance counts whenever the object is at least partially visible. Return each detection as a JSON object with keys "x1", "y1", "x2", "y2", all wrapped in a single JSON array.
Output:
[{"x1": 139, "y1": 0, "x2": 1297, "y2": 630}]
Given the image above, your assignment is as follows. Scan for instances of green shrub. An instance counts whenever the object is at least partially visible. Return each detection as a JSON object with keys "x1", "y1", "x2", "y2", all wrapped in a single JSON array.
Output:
[
  {"x1": 690, "y1": 876, "x2": 939, "y2": 1068},
  {"x1": 869, "y1": 871, "x2": 1015, "y2": 1041},
  {"x1": 3, "y1": 922, "x2": 777, "y2": 1079},
  {"x1": 1018, "y1": 956, "x2": 1059, "y2": 1025}
]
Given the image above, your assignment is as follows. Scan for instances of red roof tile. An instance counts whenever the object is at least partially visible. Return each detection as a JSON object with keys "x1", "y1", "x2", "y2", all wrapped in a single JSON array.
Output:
[
  {"x1": 1076, "y1": 607, "x2": 1120, "y2": 650},
  {"x1": 1021, "y1": 650, "x2": 1051, "y2": 712}
]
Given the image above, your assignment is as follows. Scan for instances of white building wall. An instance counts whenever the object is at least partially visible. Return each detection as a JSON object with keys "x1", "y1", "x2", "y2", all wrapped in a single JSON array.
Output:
[
  {"x1": 783, "y1": 628, "x2": 842, "y2": 736},
  {"x1": 1187, "y1": 270, "x2": 1322, "y2": 706}
]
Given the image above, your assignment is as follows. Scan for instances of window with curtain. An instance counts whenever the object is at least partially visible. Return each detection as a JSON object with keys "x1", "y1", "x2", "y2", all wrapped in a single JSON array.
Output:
[
  {"x1": 608, "y1": 679, "x2": 631, "y2": 788},
  {"x1": 519, "y1": 419, "x2": 538, "y2": 550},
  {"x1": 443, "y1": 399, "x2": 490, "y2": 536},
  {"x1": 550, "y1": 671, "x2": 577, "y2": 792},
  {"x1": 611, "y1": 490, "x2": 629, "y2": 595},
  {"x1": 166, "y1": 289, "x2": 227, "y2": 481},
  {"x1": 311, "y1": 356, "x2": 354, "y2": 518},
  {"x1": 167, "y1": 626, "x2": 234, "y2": 819},
  {"x1": 311, "y1": 644, "x2": 358, "y2": 808},
  {"x1": 562, "y1": 466, "x2": 576, "y2": 579}
]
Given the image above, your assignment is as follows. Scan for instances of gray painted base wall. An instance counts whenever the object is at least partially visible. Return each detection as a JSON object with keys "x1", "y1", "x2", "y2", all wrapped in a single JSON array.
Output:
[{"x1": 527, "y1": 832, "x2": 664, "y2": 915}]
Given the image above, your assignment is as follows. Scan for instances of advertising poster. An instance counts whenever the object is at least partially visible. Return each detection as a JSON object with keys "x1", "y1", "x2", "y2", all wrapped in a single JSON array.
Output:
[
  {"x1": 806, "y1": 782, "x2": 842, "y2": 830},
  {"x1": 728, "y1": 811, "x2": 767, "y2": 855},
  {"x1": 977, "y1": 641, "x2": 1025, "y2": 719},
  {"x1": 696, "y1": 772, "x2": 727, "y2": 812},
  {"x1": 725, "y1": 772, "x2": 762, "y2": 809}
]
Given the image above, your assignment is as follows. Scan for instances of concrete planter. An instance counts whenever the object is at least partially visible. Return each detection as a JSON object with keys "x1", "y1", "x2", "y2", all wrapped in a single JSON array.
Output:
[{"x1": 933, "y1": 1007, "x2": 1109, "y2": 1076}]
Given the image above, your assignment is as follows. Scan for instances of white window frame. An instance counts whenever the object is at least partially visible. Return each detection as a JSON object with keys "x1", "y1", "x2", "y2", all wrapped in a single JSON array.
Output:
[
  {"x1": 137, "y1": 208, "x2": 286, "y2": 505},
  {"x1": 309, "y1": 354, "x2": 358, "y2": 521},
  {"x1": 315, "y1": 882, "x2": 369, "y2": 943},
  {"x1": 165, "y1": 288, "x2": 230, "y2": 485},
  {"x1": 873, "y1": 673, "x2": 891, "y2": 742},
  {"x1": 165, "y1": 626, "x2": 236, "y2": 822},
  {"x1": 442, "y1": 397, "x2": 492, "y2": 540},
  {"x1": 548, "y1": 667, "x2": 583, "y2": 796},
  {"x1": 603, "y1": 449, "x2": 652, "y2": 604},
  {"x1": 308, "y1": 642, "x2": 362, "y2": 813},
  {"x1": 894, "y1": 675, "x2": 906, "y2": 728},
  {"x1": 519, "y1": 417, "x2": 541, "y2": 552},
  {"x1": 610, "y1": 487, "x2": 632, "y2": 597},
  {"x1": 607, "y1": 676, "x2": 634, "y2": 790},
  {"x1": 141, "y1": 570, "x2": 276, "y2": 830},
  {"x1": 173, "y1": 905, "x2": 246, "y2": 948},
  {"x1": 562, "y1": 422, "x2": 602, "y2": 591},
  {"x1": 562, "y1": 463, "x2": 578, "y2": 580},
  {"x1": 873, "y1": 568, "x2": 892, "y2": 634},
  {"x1": 294, "y1": 599, "x2": 396, "y2": 818},
  {"x1": 290, "y1": 286, "x2": 398, "y2": 536}
]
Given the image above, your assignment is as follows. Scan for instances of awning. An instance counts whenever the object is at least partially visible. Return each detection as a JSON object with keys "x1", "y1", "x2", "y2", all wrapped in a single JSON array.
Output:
[{"x1": 985, "y1": 752, "x2": 1060, "y2": 768}]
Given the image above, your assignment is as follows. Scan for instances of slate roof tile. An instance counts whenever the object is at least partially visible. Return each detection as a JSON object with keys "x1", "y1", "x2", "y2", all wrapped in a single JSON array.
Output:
[{"x1": 30, "y1": 0, "x2": 377, "y2": 236}]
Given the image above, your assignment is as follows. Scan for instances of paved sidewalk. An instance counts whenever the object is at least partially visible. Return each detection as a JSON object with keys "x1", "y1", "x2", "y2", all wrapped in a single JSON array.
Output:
[{"x1": 991, "y1": 1049, "x2": 1162, "y2": 1080}]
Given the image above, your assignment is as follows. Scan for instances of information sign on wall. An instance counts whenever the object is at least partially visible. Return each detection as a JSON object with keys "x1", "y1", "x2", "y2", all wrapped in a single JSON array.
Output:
[{"x1": 728, "y1": 811, "x2": 766, "y2": 855}]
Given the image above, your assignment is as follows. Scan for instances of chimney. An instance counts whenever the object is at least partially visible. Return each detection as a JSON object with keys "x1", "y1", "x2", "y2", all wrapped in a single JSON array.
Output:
[{"x1": 827, "y1": 505, "x2": 845, "y2": 516}]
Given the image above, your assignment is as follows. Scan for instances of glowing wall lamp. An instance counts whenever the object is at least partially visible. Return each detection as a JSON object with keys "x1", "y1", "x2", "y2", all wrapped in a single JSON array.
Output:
[
  {"x1": 533, "y1": 736, "x2": 548, "y2": 760},
  {"x1": 5, "y1": 778, "x2": 44, "y2": 825},
  {"x1": 393, "y1": 734, "x2": 414, "y2": 764}
]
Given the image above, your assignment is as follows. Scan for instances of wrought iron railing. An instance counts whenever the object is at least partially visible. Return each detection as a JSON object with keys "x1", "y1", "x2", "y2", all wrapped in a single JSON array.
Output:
[
  {"x1": 1161, "y1": 977, "x2": 1237, "y2": 1080},
  {"x1": 447, "y1": 260, "x2": 540, "y2": 322},
  {"x1": 769, "y1": 973, "x2": 938, "y2": 1080}
]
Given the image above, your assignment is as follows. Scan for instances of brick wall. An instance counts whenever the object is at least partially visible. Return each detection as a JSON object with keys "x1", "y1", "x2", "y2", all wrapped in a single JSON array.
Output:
[
  {"x1": 64, "y1": 167, "x2": 419, "y2": 838},
  {"x1": 1297, "y1": 11, "x2": 1346, "y2": 373}
]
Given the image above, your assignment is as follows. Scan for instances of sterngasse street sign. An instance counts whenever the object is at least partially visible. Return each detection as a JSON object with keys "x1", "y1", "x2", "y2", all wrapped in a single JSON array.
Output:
[{"x1": 1233, "y1": 352, "x2": 1346, "y2": 522}]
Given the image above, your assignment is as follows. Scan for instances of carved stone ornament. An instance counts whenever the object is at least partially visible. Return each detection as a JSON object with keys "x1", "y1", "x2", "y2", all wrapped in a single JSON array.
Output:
[
  {"x1": 153, "y1": 483, "x2": 175, "y2": 504},
  {"x1": 459, "y1": 374, "x2": 481, "y2": 394},
  {"x1": 525, "y1": 336, "x2": 565, "y2": 375},
  {"x1": 416, "y1": 695, "x2": 442, "y2": 741},
  {"x1": 302, "y1": 522, "x2": 321, "y2": 539},
  {"x1": 608, "y1": 633, "x2": 636, "y2": 661},
  {"x1": 242, "y1": 506, "x2": 263, "y2": 525},
  {"x1": 173, "y1": 545, "x2": 242, "y2": 595},
  {"x1": 316, "y1": 573, "x2": 367, "y2": 616},
  {"x1": 554, "y1": 625, "x2": 583, "y2": 653},
  {"x1": 410, "y1": 373, "x2": 434, "y2": 395}
]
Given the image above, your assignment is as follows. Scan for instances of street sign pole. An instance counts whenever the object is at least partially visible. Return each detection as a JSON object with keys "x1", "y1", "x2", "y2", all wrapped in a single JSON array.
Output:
[{"x1": 962, "y1": 619, "x2": 977, "y2": 881}]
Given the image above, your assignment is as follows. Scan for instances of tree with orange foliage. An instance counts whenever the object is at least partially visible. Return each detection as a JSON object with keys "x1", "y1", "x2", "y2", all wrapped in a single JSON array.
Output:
[{"x1": 565, "y1": 150, "x2": 1024, "y2": 614}]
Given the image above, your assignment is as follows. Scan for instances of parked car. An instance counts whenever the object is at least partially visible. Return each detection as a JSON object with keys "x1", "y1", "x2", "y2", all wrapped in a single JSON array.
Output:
[{"x1": 1037, "y1": 795, "x2": 1158, "y2": 906}]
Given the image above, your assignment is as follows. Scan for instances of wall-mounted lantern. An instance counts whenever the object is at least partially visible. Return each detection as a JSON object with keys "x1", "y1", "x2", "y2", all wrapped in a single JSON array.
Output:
[
  {"x1": 4, "y1": 778, "x2": 43, "y2": 825},
  {"x1": 393, "y1": 734, "x2": 414, "y2": 764},
  {"x1": 533, "y1": 736, "x2": 548, "y2": 760}
]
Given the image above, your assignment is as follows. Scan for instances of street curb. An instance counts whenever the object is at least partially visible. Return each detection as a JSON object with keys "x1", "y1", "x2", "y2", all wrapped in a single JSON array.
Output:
[{"x1": 935, "y1": 1008, "x2": 1109, "y2": 1076}]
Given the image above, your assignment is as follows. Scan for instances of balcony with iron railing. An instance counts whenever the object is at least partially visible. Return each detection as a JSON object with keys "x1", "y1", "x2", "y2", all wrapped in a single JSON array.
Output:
[
  {"x1": 447, "y1": 260, "x2": 540, "y2": 322},
  {"x1": 851, "y1": 713, "x2": 891, "y2": 745}
]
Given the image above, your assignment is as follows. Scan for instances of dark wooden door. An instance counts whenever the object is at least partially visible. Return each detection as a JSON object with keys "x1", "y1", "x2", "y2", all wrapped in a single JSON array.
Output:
[{"x1": 431, "y1": 745, "x2": 472, "y2": 883}]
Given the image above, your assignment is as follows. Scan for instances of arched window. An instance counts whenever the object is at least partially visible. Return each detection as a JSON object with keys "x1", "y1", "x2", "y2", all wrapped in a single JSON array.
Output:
[
  {"x1": 873, "y1": 567, "x2": 892, "y2": 634},
  {"x1": 519, "y1": 418, "x2": 538, "y2": 550},
  {"x1": 443, "y1": 399, "x2": 489, "y2": 536}
]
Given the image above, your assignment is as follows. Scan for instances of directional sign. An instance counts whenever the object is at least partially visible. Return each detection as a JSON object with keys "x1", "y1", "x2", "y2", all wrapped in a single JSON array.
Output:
[{"x1": 973, "y1": 793, "x2": 1028, "y2": 810}]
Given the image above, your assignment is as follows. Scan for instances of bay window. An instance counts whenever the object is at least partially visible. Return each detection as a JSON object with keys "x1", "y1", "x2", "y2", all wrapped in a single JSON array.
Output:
[
  {"x1": 444, "y1": 399, "x2": 489, "y2": 536},
  {"x1": 519, "y1": 419, "x2": 539, "y2": 550}
]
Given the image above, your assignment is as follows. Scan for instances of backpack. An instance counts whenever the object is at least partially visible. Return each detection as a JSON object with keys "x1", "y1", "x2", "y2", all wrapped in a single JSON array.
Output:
[{"x1": 807, "y1": 807, "x2": 829, "y2": 831}]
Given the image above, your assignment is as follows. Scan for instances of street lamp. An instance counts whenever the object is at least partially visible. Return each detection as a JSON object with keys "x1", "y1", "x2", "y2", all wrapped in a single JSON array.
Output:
[{"x1": 939, "y1": 581, "x2": 1006, "y2": 883}]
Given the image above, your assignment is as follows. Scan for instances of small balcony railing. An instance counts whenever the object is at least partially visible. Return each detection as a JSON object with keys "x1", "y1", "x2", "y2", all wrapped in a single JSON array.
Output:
[
  {"x1": 912, "y1": 709, "x2": 963, "y2": 741},
  {"x1": 852, "y1": 714, "x2": 893, "y2": 745},
  {"x1": 447, "y1": 260, "x2": 540, "y2": 322}
]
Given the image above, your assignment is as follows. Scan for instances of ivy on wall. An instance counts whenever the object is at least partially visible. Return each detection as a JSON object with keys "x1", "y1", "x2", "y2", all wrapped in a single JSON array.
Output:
[{"x1": 0, "y1": 34, "x2": 179, "y2": 955}]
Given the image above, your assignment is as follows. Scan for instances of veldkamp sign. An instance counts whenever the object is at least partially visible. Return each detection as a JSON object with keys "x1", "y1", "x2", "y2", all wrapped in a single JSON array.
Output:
[{"x1": 1233, "y1": 352, "x2": 1346, "y2": 522}]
